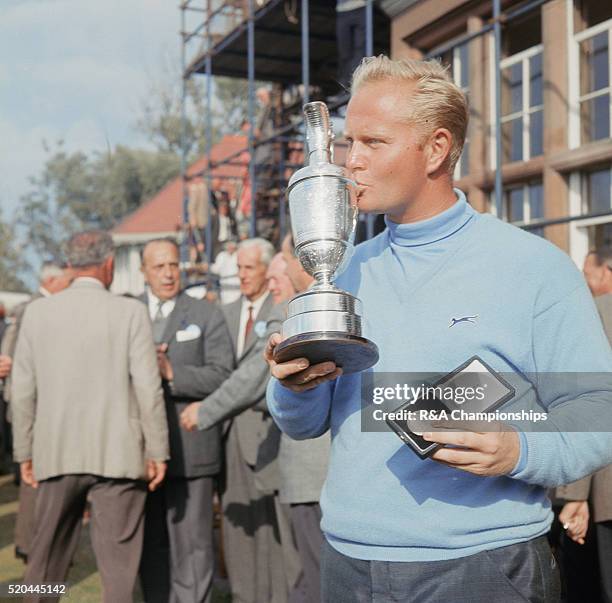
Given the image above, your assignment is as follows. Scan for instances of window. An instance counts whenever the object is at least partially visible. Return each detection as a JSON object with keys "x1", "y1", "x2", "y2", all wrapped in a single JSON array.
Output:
[
  {"x1": 501, "y1": 181, "x2": 544, "y2": 236},
  {"x1": 574, "y1": 0, "x2": 612, "y2": 34},
  {"x1": 440, "y1": 42, "x2": 470, "y2": 179},
  {"x1": 500, "y1": 47, "x2": 544, "y2": 163},
  {"x1": 583, "y1": 165, "x2": 612, "y2": 214},
  {"x1": 502, "y1": 11, "x2": 541, "y2": 58},
  {"x1": 588, "y1": 223, "x2": 612, "y2": 249},
  {"x1": 573, "y1": 1, "x2": 612, "y2": 144}
]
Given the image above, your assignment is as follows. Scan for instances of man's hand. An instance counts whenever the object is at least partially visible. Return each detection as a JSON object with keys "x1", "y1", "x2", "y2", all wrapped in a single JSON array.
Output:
[
  {"x1": 0, "y1": 354, "x2": 12, "y2": 379},
  {"x1": 156, "y1": 344, "x2": 174, "y2": 381},
  {"x1": 559, "y1": 501, "x2": 589, "y2": 545},
  {"x1": 146, "y1": 460, "x2": 167, "y2": 492},
  {"x1": 423, "y1": 426, "x2": 520, "y2": 477},
  {"x1": 264, "y1": 333, "x2": 342, "y2": 393},
  {"x1": 180, "y1": 402, "x2": 201, "y2": 432},
  {"x1": 20, "y1": 461, "x2": 38, "y2": 489}
]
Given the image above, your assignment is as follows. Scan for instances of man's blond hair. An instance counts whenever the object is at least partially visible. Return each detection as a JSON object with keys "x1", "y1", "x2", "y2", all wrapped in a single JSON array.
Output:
[{"x1": 351, "y1": 55, "x2": 468, "y2": 173}]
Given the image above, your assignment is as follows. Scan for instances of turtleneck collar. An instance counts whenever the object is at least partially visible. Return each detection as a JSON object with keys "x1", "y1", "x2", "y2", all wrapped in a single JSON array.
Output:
[{"x1": 384, "y1": 189, "x2": 475, "y2": 248}]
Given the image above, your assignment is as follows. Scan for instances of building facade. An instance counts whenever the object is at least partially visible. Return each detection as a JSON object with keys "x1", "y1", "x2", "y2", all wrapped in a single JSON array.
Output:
[{"x1": 383, "y1": 0, "x2": 612, "y2": 265}]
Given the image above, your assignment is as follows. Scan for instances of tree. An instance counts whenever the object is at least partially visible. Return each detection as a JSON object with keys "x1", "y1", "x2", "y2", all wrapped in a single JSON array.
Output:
[
  {"x1": 215, "y1": 76, "x2": 250, "y2": 134},
  {"x1": 16, "y1": 60, "x2": 251, "y2": 271},
  {"x1": 136, "y1": 55, "x2": 251, "y2": 159},
  {"x1": 17, "y1": 141, "x2": 181, "y2": 262},
  {"x1": 0, "y1": 207, "x2": 29, "y2": 292}
]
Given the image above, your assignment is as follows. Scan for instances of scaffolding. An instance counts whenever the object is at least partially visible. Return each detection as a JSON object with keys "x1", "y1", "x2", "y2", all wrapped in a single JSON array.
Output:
[
  {"x1": 179, "y1": 0, "x2": 389, "y2": 264},
  {"x1": 179, "y1": 0, "x2": 609, "y2": 270}
]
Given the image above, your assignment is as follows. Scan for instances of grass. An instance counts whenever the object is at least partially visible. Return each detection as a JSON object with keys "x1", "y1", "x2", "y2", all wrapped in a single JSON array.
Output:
[{"x1": 0, "y1": 474, "x2": 231, "y2": 602}]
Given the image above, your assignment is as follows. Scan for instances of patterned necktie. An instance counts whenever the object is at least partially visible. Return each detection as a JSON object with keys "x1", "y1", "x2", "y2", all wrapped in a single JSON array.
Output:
[
  {"x1": 243, "y1": 305, "x2": 254, "y2": 349},
  {"x1": 152, "y1": 300, "x2": 167, "y2": 344}
]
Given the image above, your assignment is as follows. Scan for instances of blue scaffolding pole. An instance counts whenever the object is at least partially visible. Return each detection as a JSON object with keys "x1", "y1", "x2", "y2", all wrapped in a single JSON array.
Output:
[
  {"x1": 248, "y1": 0, "x2": 257, "y2": 238},
  {"x1": 180, "y1": 5, "x2": 189, "y2": 272},
  {"x1": 365, "y1": 0, "x2": 374, "y2": 240}
]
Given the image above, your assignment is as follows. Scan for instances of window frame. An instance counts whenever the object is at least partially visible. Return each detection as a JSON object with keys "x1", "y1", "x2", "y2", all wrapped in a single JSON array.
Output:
[
  {"x1": 498, "y1": 44, "x2": 544, "y2": 164},
  {"x1": 444, "y1": 42, "x2": 470, "y2": 180},
  {"x1": 489, "y1": 180, "x2": 544, "y2": 235},
  {"x1": 580, "y1": 163, "x2": 612, "y2": 214},
  {"x1": 569, "y1": 10, "x2": 612, "y2": 147}
]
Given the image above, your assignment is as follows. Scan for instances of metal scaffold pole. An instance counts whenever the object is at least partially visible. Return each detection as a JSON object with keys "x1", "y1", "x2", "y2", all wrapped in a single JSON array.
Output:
[
  {"x1": 279, "y1": 128, "x2": 287, "y2": 242},
  {"x1": 180, "y1": 4, "x2": 190, "y2": 271},
  {"x1": 301, "y1": 0, "x2": 310, "y2": 106},
  {"x1": 248, "y1": 0, "x2": 257, "y2": 238},
  {"x1": 365, "y1": 0, "x2": 374, "y2": 240},
  {"x1": 493, "y1": 0, "x2": 503, "y2": 218},
  {"x1": 205, "y1": 0, "x2": 213, "y2": 262}
]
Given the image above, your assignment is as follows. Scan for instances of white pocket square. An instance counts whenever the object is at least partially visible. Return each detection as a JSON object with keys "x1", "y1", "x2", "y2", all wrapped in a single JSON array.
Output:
[{"x1": 176, "y1": 324, "x2": 202, "y2": 343}]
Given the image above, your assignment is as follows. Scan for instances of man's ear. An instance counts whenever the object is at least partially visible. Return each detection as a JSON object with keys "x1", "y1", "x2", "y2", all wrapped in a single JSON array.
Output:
[
  {"x1": 105, "y1": 255, "x2": 115, "y2": 288},
  {"x1": 425, "y1": 128, "x2": 453, "y2": 175}
]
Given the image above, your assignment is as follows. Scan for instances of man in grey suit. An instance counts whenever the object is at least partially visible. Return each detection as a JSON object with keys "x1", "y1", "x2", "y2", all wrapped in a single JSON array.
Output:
[
  {"x1": 557, "y1": 245, "x2": 612, "y2": 603},
  {"x1": 268, "y1": 234, "x2": 330, "y2": 603},
  {"x1": 0, "y1": 261, "x2": 73, "y2": 563},
  {"x1": 181, "y1": 238, "x2": 295, "y2": 603},
  {"x1": 11, "y1": 230, "x2": 169, "y2": 603},
  {"x1": 138, "y1": 237, "x2": 234, "y2": 603}
]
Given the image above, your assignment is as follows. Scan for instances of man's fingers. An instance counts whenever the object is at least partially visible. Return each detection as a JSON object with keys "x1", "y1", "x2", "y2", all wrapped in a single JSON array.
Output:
[
  {"x1": 428, "y1": 446, "x2": 482, "y2": 467},
  {"x1": 264, "y1": 333, "x2": 282, "y2": 362},
  {"x1": 148, "y1": 465, "x2": 166, "y2": 491},
  {"x1": 283, "y1": 368, "x2": 343, "y2": 393},
  {"x1": 271, "y1": 357, "x2": 311, "y2": 380},
  {"x1": 22, "y1": 472, "x2": 38, "y2": 489},
  {"x1": 279, "y1": 361, "x2": 337, "y2": 385},
  {"x1": 423, "y1": 430, "x2": 483, "y2": 450}
]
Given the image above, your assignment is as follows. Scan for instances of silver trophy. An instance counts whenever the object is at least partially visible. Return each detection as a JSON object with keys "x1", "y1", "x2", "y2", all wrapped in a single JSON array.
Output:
[{"x1": 273, "y1": 101, "x2": 379, "y2": 374}]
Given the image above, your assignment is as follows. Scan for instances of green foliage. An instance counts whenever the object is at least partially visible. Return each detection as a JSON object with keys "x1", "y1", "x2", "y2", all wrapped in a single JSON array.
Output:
[
  {"x1": 135, "y1": 52, "x2": 250, "y2": 159},
  {"x1": 215, "y1": 76, "x2": 250, "y2": 134},
  {"x1": 15, "y1": 60, "x2": 250, "y2": 272},
  {"x1": 0, "y1": 207, "x2": 29, "y2": 292},
  {"x1": 17, "y1": 141, "x2": 181, "y2": 263}
]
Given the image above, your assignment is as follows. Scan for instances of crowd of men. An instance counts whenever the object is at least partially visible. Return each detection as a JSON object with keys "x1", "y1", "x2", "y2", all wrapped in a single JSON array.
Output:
[
  {"x1": 0, "y1": 231, "x2": 328, "y2": 603},
  {"x1": 0, "y1": 54, "x2": 611, "y2": 603}
]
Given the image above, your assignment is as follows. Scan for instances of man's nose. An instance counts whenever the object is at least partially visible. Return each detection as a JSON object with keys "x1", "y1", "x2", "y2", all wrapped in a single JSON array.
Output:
[{"x1": 346, "y1": 145, "x2": 365, "y2": 173}]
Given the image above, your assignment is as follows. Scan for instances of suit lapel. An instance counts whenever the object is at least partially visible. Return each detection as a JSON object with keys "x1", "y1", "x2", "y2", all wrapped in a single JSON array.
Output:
[
  {"x1": 162, "y1": 293, "x2": 190, "y2": 346},
  {"x1": 224, "y1": 299, "x2": 243, "y2": 353},
  {"x1": 240, "y1": 293, "x2": 273, "y2": 360}
]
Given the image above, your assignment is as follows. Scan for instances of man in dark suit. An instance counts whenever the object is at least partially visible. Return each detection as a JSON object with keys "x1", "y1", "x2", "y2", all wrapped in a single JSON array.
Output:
[
  {"x1": 181, "y1": 238, "x2": 297, "y2": 603},
  {"x1": 0, "y1": 303, "x2": 7, "y2": 344},
  {"x1": 556, "y1": 246, "x2": 612, "y2": 603},
  {"x1": 138, "y1": 238, "x2": 234, "y2": 603}
]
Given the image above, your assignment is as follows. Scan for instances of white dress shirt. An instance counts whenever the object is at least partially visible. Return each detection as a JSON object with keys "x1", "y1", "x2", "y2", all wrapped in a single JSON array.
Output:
[{"x1": 147, "y1": 290, "x2": 177, "y2": 321}]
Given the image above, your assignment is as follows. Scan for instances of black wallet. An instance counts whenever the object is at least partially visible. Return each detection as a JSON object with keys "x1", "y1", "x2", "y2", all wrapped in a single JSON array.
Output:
[{"x1": 386, "y1": 356, "x2": 515, "y2": 458}]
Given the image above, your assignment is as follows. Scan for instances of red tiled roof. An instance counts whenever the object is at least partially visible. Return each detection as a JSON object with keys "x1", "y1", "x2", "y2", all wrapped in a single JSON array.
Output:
[
  {"x1": 113, "y1": 135, "x2": 248, "y2": 236},
  {"x1": 112, "y1": 133, "x2": 349, "y2": 238}
]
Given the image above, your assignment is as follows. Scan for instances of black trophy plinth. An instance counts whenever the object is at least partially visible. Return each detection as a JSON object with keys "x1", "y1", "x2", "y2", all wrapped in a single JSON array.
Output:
[{"x1": 273, "y1": 331, "x2": 379, "y2": 374}]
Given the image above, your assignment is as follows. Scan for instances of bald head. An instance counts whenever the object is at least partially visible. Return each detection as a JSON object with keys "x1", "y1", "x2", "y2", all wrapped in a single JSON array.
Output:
[
  {"x1": 281, "y1": 234, "x2": 314, "y2": 293},
  {"x1": 267, "y1": 253, "x2": 295, "y2": 304},
  {"x1": 141, "y1": 239, "x2": 181, "y2": 301}
]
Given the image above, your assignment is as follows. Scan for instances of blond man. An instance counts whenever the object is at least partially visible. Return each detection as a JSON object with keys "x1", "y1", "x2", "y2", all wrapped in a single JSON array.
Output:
[{"x1": 265, "y1": 56, "x2": 612, "y2": 601}]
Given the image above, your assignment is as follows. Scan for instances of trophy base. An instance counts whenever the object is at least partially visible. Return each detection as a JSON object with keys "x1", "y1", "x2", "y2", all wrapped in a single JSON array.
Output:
[{"x1": 273, "y1": 331, "x2": 379, "y2": 374}]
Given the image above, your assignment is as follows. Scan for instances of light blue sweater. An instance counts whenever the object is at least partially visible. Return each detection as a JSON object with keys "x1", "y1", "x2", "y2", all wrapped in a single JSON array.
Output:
[{"x1": 267, "y1": 191, "x2": 612, "y2": 562}]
